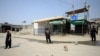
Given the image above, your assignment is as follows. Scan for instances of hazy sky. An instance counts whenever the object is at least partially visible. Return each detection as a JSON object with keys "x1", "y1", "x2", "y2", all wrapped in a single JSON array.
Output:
[{"x1": 0, "y1": 0, "x2": 100, "y2": 25}]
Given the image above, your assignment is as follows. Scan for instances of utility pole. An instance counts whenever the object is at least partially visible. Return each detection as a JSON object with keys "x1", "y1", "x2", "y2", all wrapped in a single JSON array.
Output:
[
  {"x1": 84, "y1": 0, "x2": 90, "y2": 34},
  {"x1": 72, "y1": 0, "x2": 75, "y2": 16},
  {"x1": 22, "y1": 21, "x2": 26, "y2": 34},
  {"x1": 82, "y1": 0, "x2": 86, "y2": 35},
  {"x1": 82, "y1": 0, "x2": 90, "y2": 35},
  {"x1": 72, "y1": 0, "x2": 75, "y2": 34}
]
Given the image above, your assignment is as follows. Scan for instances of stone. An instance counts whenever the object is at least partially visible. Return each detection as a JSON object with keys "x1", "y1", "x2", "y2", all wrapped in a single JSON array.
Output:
[
  {"x1": 75, "y1": 41, "x2": 78, "y2": 45},
  {"x1": 64, "y1": 45, "x2": 68, "y2": 51}
]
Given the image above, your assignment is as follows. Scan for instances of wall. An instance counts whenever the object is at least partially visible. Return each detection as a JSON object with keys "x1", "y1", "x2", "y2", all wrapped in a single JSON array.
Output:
[
  {"x1": 33, "y1": 23, "x2": 39, "y2": 35},
  {"x1": 33, "y1": 22, "x2": 47, "y2": 35}
]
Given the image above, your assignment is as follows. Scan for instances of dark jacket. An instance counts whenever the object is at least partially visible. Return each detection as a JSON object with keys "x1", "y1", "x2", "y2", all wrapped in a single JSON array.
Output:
[
  {"x1": 45, "y1": 30, "x2": 50, "y2": 38},
  {"x1": 6, "y1": 32, "x2": 11, "y2": 41}
]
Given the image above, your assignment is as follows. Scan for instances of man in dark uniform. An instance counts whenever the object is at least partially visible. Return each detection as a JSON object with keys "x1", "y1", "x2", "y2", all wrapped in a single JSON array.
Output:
[
  {"x1": 5, "y1": 30, "x2": 12, "y2": 49},
  {"x1": 45, "y1": 28, "x2": 51, "y2": 43},
  {"x1": 90, "y1": 26, "x2": 97, "y2": 41}
]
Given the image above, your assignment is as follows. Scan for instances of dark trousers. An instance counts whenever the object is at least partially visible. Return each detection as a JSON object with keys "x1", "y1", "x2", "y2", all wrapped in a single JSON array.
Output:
[
  {"x1": 46, "y1": 36, "x2": 51, "y2": 43},
  {"x1": 91, "y1": 35, "x2": 96, "y2": 41},
  {"x1": 5, "y1": 40, "x2": 11, "y2": 48}
]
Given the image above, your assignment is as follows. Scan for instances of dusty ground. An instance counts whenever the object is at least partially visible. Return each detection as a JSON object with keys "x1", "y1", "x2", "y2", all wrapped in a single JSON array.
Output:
[{"x1": 0, "y1": 31, "x2": 100, "y2": 56}]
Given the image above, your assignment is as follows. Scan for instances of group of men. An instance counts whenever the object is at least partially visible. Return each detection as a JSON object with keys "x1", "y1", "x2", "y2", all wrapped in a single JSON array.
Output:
[{"x1": 4, "y1": 26, "x2": 98, "y2": 49}]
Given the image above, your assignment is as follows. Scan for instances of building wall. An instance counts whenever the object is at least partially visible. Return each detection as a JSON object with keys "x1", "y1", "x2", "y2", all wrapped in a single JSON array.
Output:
[
  {"x1": 0, "y1": 23, "x2": 23, "y2": 33},
  {"x1": 38, "y1": 22, "x2": 46, "y2": 35},
  {"x1": 33, "y1": 22, "x2": 46, "y2": 35},
  {"x1": 33, "y1": 23, "x2": 39, "y2": 35}
]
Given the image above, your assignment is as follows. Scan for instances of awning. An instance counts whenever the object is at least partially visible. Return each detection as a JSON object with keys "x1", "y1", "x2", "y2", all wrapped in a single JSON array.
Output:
[
  {"x1": 49, "y1": 21, "x2": 63, "y2": 24},
  {"x1": 70, "y1": 20, "x2": 85, "y2": 25}
]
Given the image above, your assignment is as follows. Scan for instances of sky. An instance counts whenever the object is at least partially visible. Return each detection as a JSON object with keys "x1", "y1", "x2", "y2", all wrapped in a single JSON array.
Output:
[{"x1": 0, "y1": 0, "x2": 100, "y2": 25}]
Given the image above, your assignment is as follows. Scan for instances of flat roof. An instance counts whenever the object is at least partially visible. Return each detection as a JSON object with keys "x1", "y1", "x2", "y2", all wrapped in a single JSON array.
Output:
[
  {"x1": 33, "y1": 16, "x2": 65, "y2": 23},
  {"x1": 66, "y1": 8, "x2": 88, "y2": 15}
]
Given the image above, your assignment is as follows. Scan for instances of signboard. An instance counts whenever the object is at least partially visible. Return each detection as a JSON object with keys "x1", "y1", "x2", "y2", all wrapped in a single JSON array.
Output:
[
  {"x1": 71, "y1": 15, "x2": 78, "y2": 21},
  {"x1": 71, "y1": 15, "x2": 87, "y2": 20}
]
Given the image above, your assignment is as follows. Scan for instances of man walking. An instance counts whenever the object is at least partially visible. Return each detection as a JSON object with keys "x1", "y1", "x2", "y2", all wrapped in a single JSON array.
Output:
[{"x1": 5, "y1": 30, "x2": 12, "y2": 49}]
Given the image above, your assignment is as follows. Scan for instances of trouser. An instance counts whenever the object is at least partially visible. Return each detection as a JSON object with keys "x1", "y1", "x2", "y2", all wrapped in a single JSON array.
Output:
[
  {"x1": 46, "y1": 37, "x2": 51, "y2": 43},
  {"x1": 91, "y1": 35, "x2": 96, "y2": 41},
  {"x1": 5, "y1": 40, "x2": 11, "y2": 48}
]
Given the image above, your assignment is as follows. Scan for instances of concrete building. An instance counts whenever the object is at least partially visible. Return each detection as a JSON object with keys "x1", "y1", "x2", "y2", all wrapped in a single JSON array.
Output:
[
  {"x1": 33, "y1": 6, "x2": 99, "y2": 35},
  {"x1": 33, "y1": 16, "x2": 70, "y2": 35},
  {"x1": 66, "y1": 7, "x2": 89, "y2": 35},
  {"x1": 0, "y1": 22, "x2": 22, "y2": 33}
]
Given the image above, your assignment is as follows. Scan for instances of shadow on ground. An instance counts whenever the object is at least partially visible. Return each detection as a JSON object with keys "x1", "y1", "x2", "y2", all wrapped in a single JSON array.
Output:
[
  {"x1": 14, "y1": 37, "x2": 74, "y2": 44},
  {"x1": 0, "y1": 44, "x2": 20, "y2": 49},
  {"x1": 14, "y1": 37, "x2": 100, "y2": 46},
  {"x1": 11, "y1": 44, "x2": 20, "y2": 48},
  {"x1": 78, "y1": 40, "x2": 100, "y2": 46}
]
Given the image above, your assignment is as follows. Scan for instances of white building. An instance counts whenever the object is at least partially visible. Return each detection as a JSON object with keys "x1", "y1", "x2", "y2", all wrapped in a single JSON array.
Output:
[{"x1": 33, "y1": 16, "x2": 69, "y2": 35}]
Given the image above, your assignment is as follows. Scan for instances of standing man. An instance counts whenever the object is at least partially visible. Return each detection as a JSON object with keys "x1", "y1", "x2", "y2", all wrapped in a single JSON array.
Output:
[
  {"x1": 5, "y1": 30, "x2": 12, "y2": 49},
  {"x1": 45, "y1": 28, "x2": 51, "y2": 43},
  {"x1": 90, "y1": 26, "x2": 97, "y2": 41}
]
